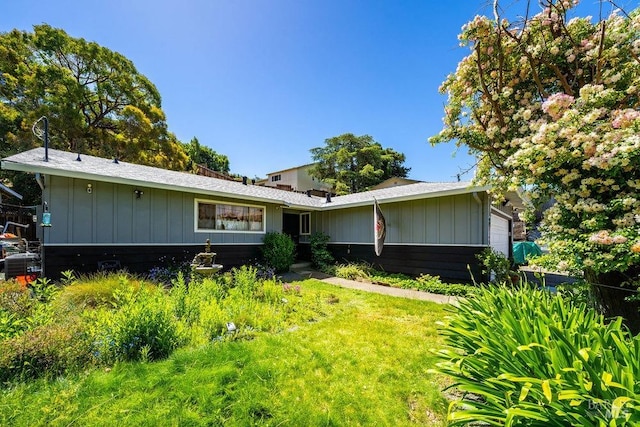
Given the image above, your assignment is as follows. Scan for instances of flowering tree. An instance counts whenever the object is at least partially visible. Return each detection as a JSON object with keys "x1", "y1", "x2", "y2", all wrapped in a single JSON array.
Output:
[{"x1": 430, "y1": 0, "x2": 640, "y2": 326}]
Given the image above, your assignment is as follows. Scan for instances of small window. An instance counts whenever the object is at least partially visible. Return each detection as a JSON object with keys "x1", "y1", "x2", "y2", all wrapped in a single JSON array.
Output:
[
  {"x1": 300, "y1": 212, "x2": 311, "y2": 235},
  {"x1": 271, "y1": 174, "x2": 281, "y2": 182},
  {"x1": 195, "y1": 199, "x2": 265, "y2": 233}
]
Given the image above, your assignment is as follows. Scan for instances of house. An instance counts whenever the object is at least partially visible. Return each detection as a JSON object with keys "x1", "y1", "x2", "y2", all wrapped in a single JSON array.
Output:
[
  {"x1": 258, "y1": 163, "x2": 332, "y2": 194},
  {"x1": 1, "y1": 148, "x2": 517, "y2": 282},
  {"x1": 369, "y1": 177, "x2": 421, "y2": 190}
]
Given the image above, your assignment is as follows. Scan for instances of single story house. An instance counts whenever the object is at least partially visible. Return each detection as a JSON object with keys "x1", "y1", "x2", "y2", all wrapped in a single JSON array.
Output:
[{"x1": 1, "y1": 148, "x2": 517, "y2": 282}]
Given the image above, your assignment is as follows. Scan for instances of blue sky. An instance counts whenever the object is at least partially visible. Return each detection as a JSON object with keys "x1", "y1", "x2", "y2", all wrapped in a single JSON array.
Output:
[{"x1": 1, "y1": 0, "x2": 620, "y2": 181}]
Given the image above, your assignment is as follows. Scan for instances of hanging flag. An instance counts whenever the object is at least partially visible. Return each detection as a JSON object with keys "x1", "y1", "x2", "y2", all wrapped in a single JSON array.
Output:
[{"x1": 374, "y1": 198, "x2": 386, "y2": 256}]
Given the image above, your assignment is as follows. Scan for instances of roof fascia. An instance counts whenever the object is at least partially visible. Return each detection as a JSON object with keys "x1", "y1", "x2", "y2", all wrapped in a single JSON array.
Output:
[
  {"x1": 1, "y1": 159, "x2": 324, "y2": 210},
  {"x1": 321, "y1": 186, "x2": 491, "y2": 210}
]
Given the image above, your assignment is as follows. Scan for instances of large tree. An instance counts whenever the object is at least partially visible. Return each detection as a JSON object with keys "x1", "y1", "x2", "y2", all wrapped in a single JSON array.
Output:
[
  {"x1": 431, "y1": 1, "x2": 640, "y2": 327},
  {"x1": 309, "y1": 133, "x2": 410, "y2": 194},
  {"x1": 183, "y1": 137, "x2": 230, "y2": 173},
  {"x1": 0, "y1": 24, "x2": 190, "y2": 201}
]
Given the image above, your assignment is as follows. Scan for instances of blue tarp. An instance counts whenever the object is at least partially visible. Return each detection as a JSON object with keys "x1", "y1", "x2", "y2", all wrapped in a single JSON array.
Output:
[{"x1": 513, "y1": 241, "x2": 542, "y2": 264}]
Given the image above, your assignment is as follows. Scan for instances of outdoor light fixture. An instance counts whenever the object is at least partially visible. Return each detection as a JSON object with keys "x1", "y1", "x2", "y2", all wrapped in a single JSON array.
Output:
[
  {"x1": 134, "y1": 189, "x2": 143, "y2": 199},
  {"x1": 86, "y1": 183, "x2": 92, "y2": 194}
]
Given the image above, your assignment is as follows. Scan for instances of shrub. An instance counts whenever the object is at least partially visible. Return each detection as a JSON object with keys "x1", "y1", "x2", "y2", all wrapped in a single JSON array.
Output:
[
  {"x1": 54, "y1": 273, "x2": 150, "y2": 311},
  {"x1": 476, "y1": 247, "x2": 514, "y2": 284},
  {"x1": 261, "y1": 232, "x2": 296, "y2": 273},
  {"x1": 309, "y1": 232, "x2": 334, "y2": 271},
  {"x1": 0, "y1": 318, "x2": 93, "y2": 382},
  {"x1": 28, "y1": 277, "x2": 59, "y2": 303},
  {"x1": 433, "y1": 285, "x2": 640, "y2": 425},
  {"x1": 413, "y1": 274, "x2": 475, "y2": 296},
  {"x1": 89, "y1": 284, "x2": 184, "y2": 364},
  {"x1": 335, "y1": 263, "x2": 372, "y2": 280},
  {"x1": 0, "y1": 281, "x2": 34, "y2": 339}
]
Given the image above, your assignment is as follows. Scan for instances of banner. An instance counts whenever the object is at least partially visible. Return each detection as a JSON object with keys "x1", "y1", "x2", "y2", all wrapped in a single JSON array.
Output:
[{"x1": 374, "y1": 198, "x2": 386, "y2": 256}]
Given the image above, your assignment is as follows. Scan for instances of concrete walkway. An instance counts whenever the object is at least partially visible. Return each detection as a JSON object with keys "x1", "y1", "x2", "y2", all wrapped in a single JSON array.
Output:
[{"x1": 281, "y1": 263, "x2": 461, "y2": 305}]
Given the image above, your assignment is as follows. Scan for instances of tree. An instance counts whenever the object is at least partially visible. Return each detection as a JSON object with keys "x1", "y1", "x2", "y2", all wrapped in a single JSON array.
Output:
[
  {"x1": 183, "y1": 137, "x2": 230, "y2": 173},
  {"x1": 430, "y1": 1, "x2": 640, "y2": 328},
  {"x1": 309, "y1": 133, "x2": 410, "y2": 194},
  {"x1": 0, "y1": 24, "x2": 190, "y2": 203}
]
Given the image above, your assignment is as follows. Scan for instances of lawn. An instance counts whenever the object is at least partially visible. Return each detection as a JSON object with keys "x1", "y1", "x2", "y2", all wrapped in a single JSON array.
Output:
[{"x1": 0, "y1": 279, "x2": 450, "y2": 426}]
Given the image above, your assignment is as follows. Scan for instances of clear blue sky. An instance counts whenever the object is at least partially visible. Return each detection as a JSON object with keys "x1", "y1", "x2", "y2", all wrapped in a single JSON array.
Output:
[{"x1": 1, "y1": 0, "x2": 618, "y2": 181}]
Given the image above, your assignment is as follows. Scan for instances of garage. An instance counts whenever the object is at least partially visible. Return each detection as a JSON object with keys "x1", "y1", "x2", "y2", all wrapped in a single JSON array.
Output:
[{"x1": 490, "y1": 210, "x2": 511, "y2": 257}]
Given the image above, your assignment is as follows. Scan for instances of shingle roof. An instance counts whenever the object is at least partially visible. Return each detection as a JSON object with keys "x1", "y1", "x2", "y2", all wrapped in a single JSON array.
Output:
[{"x1": 1, "y1": 148, "x2": 487, "y2": 210}]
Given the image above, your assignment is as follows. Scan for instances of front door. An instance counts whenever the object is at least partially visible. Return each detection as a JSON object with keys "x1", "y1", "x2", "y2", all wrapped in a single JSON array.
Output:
[{"x1": 282, "y1": 213, "x2": 299, "y2": 244}]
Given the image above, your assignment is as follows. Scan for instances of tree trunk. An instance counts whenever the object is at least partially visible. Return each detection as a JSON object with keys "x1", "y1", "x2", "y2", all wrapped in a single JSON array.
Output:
[{"x1": 584, "y1": 267, "x2": 640, "y2": 334}]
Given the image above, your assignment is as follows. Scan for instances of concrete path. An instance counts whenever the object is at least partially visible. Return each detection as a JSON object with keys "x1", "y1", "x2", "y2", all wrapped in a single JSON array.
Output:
[{"x1": 281, "y1": 264, "x2": 461, "y2": 305}]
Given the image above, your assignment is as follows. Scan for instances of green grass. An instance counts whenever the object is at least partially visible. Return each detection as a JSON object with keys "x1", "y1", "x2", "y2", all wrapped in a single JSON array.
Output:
[{"x1": 0, "y1": 280, "x2": 449, "y2": 426}]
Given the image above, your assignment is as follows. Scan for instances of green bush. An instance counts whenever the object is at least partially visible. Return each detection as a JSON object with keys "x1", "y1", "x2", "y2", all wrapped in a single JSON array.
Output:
[
  {"x1": 0, "y1": 318, "x2": 93, "y2": 382},
  {"x1": 53, "y1": 273, "x2": 151, "y2": 311},
  {"x1": 261, "y1": 232, "x2": 296, "y2": 273},
  {"x1": 0, "y1": 281, "x2": 34, "y2": 339},
  {"x1": 335, "y1": 263, "x2": 372, "y2": 280},
  {"x1": 89, "y1": 284, "x2": 184, "y2": 364},
  {"x1": 309, "y1": 232, "x2": 334, "y2": 271},
  {"x1": 433, "y1": 285, "x2": 640, "y2": 425},
  {"x1": 413, "y1": 274, "x2": 475, "y2": 296},
  {"x1": 476, "y1": 247, "x2": 514, "y2": 284}
]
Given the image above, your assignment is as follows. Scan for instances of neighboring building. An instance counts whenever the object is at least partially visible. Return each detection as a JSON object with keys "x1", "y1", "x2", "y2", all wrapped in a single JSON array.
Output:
[
  {"x1": 1, "y1": 148, "x2": 519, "y2": 283},
  {"x1": 369, "y1": 177, "x2": 421, "y2": 190},
  {"x1": 259, "y1": 164, "x2": 332, "y2": 194}
]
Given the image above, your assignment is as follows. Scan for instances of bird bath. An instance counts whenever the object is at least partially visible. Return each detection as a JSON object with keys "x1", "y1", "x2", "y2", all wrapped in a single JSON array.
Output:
[{"x1": 191, "y1": 239, "x2": 223, "y2": 277}]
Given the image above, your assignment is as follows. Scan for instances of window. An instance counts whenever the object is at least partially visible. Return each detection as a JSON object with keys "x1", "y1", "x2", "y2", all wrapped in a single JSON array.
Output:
[
  {"x1": 271, "y1": 174, "x2": 281, "y2": 182},
  {"x1": 300, "y1": 212, "x2": 311, "y2": 235},
  {"x1": 195, "y1": 199, "x2": 265, "y2": 232}
]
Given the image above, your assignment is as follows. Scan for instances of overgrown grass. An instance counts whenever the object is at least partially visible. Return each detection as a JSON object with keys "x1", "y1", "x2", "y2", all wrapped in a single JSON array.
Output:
[{"x1": 0, "y1": 279, "x2": 450, "y2": 426}]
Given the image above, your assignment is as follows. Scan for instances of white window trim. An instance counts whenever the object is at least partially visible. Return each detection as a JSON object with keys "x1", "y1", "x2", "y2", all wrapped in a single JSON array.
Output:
[
  {"x1": 194, "y1": 198, "x2": 266, "y2": 233},
  {"x1": 300, "y1": 212, "x2": 311, "y2": 236}
]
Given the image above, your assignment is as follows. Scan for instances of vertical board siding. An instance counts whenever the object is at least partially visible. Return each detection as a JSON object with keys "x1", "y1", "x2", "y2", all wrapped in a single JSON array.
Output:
[
  {"x1": 48, "y1": 177, "x2": 275, "y2": 246},
  {"x1": 318, "y1": 193, "x2": 487, "y2": 246},
  {"x1": 96, "y1": 181, "x2": 115, "y2": 242}
]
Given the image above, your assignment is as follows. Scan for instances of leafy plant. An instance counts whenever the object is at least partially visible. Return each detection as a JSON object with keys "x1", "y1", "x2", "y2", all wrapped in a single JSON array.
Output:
[
  {"x1": 433, "y1": 285, "x2": 640, "y2": 425},
  {"x1": 89, "y1": 283, "x2": 184, "y2": 363},
  {"x1": 335, "y1": 263, "x2": 372, "y2": 281},
  {"x1": 309, "y1": 232, "x2": 334, "y2": 272},
  {"x1": 261, "y1": 232, "x2": 296, "y2": 273},
  {"x1": 476, "y1": 247, "x2": 514, "y2": 284},
  {"x1": 29, "y1": 277, "x2": 59, "y2": 303}
]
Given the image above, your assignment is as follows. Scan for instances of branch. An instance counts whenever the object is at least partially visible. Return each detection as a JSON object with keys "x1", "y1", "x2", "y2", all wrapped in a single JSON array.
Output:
[
  {"x1": 542, "y1": 59, "x2": 574, "y2": 95},
  {"x1": 475, "y1": 43, "x2": 505, "y2": 128},
  {"x1": 594, "y1": 20, "x2": 606, "y2": 84}
]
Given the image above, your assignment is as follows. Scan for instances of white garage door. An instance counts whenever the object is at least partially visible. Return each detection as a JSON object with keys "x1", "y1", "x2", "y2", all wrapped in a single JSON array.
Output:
[{"x1": 490, "y1": 214, "x2": 510, "y2": 257}]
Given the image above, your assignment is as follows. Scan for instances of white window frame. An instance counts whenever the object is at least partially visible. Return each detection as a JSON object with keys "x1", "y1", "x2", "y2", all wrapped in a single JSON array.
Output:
[
  {"x1": 194, "y1": 198, "x2": 266, "y2": 233},
  {"x1": 300, "y1": 212, "x2": 311, "y2": 235}
]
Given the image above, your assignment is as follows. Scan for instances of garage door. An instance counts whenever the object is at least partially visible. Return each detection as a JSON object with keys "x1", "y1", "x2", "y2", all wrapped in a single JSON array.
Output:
[{"x1": 490, "y1": 214, "x2": 510, "y2": 257}]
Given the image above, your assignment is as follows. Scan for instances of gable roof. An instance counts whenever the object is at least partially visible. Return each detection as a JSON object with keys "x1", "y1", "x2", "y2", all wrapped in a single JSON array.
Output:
[{"x1": 1, "y1": 148, "x2": 488, "y2": 210}]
